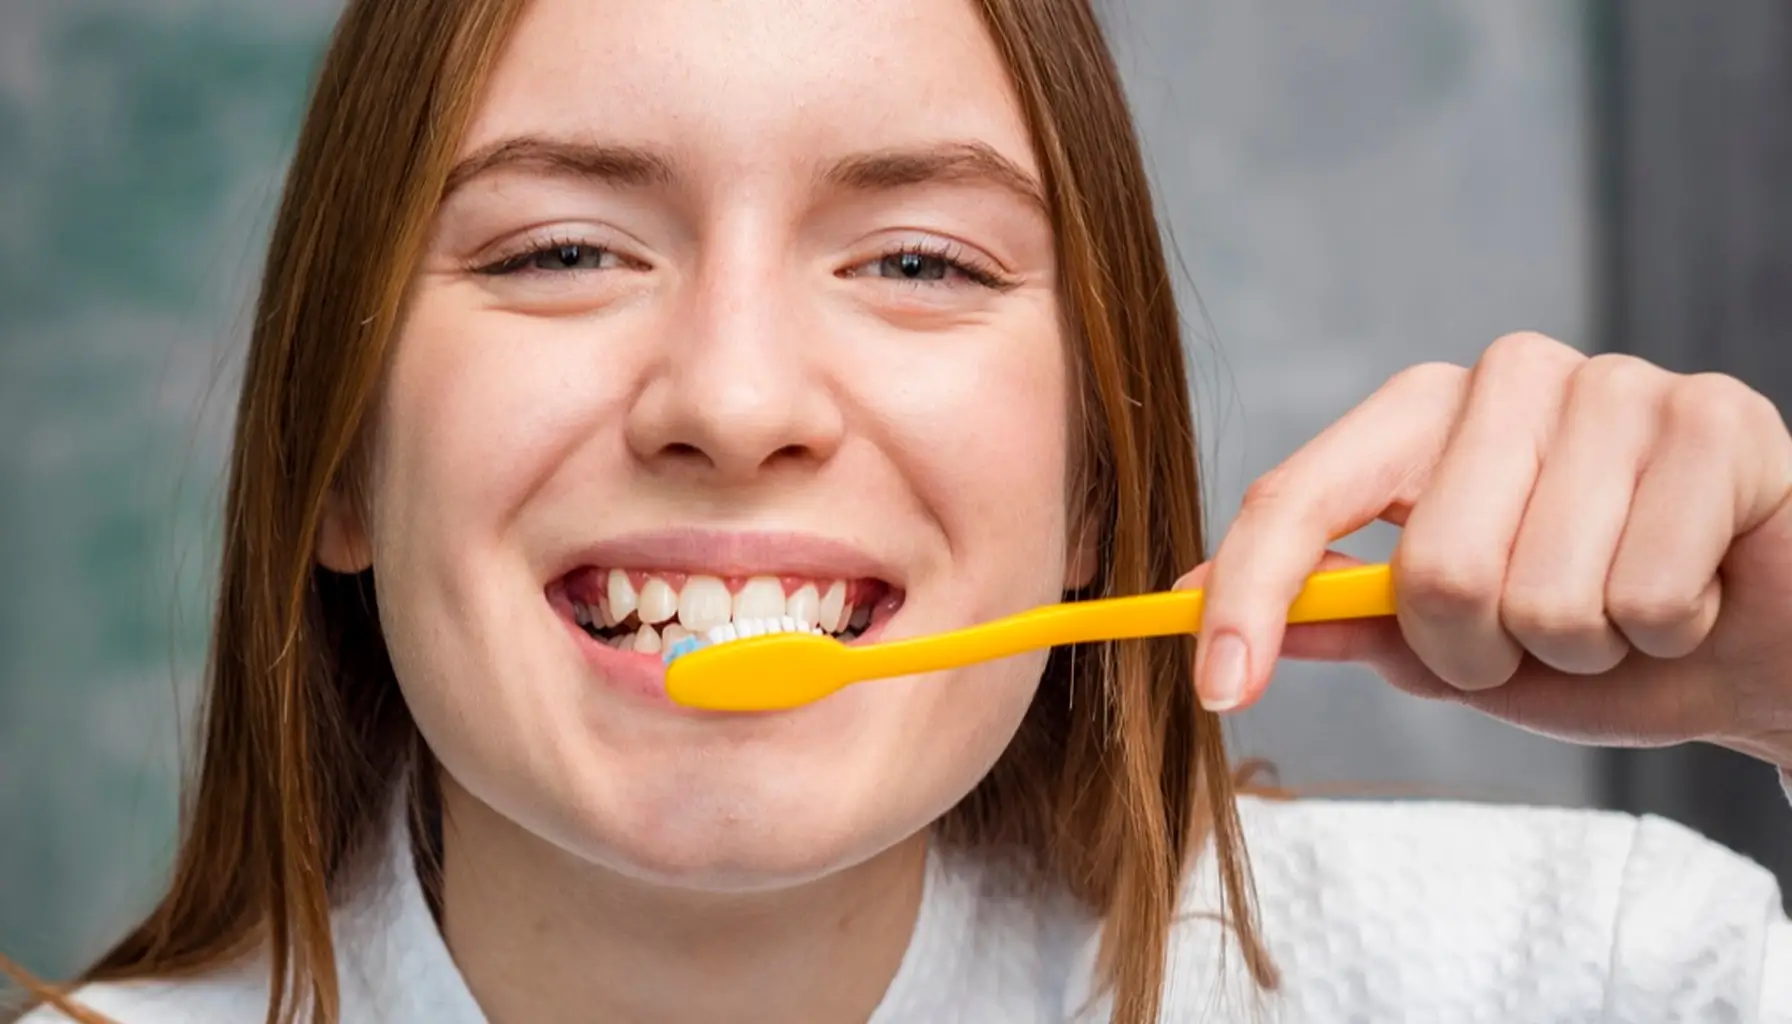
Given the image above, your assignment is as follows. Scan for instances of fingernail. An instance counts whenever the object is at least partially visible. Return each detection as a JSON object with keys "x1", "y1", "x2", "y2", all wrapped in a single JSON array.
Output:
[{"x1": 1200, "y1": 632, "x2": 1249, "y2": 712}]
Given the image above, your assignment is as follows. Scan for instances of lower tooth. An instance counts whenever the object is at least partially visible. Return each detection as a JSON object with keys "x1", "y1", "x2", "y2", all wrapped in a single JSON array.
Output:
[{"x1": 633, "y1": 625, "x2": 662, "y2": 654}]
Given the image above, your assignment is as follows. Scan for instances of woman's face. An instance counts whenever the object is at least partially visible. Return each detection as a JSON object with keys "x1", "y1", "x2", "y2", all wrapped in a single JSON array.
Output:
[{"x1": 327, "y1": 0, "x2": 1086, "y2": 889}]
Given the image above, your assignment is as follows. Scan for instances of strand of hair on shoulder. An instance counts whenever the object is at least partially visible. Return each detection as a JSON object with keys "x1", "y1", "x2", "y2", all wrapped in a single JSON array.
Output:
[{"x1": 0, "y1": 951, "x2": 118, "y2": 1024}]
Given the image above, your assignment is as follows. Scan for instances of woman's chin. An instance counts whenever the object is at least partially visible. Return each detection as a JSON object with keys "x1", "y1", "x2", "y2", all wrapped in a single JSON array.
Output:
[
  {"x1": 528, "y1": 755, "x2": 925, "y2": 891},
  {"x1": 576, "y1": 805, "x2": 916, "y2": 894}
]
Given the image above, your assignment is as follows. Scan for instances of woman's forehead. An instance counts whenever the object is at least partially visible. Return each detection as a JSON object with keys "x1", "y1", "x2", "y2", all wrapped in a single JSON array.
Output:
[{"x1": 460, "y1": 0, "x2": 1041, "y2": 183}]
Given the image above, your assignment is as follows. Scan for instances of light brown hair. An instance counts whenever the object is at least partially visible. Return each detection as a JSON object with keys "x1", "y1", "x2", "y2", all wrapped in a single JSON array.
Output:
[{"x1": 4, "y1": 2, "x2": 1273, "y2": 1021}]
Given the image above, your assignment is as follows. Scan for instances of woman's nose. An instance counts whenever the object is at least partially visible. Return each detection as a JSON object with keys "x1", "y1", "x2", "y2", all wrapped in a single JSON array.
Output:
[{"x1": 625, "y1": 256, "x2": 845, "y2": 483}]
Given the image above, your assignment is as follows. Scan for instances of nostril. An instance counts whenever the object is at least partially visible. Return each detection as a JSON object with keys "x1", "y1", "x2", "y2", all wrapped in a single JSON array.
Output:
[{"x1": 650, "y1": 441, "x2": 816, "y2": 474}]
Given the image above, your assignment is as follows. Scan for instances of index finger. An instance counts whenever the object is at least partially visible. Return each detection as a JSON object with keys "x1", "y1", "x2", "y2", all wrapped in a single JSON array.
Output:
[{"x1": 1191, "y1": 362, "x2": 1467, "y2": 711}]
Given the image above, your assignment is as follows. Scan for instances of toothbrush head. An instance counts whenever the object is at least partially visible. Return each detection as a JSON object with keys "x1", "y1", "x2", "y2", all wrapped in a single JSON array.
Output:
[
  {"x1": 663, "y1": 617, "x2": 854, "y2": 711},
  {"x1": 661, "y1": 615, "x2": 826, "y2": 663}
]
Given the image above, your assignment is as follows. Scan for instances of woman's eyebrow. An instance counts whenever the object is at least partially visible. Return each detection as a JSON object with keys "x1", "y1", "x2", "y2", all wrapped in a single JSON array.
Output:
[
  {"x1": 441, "y1": 135, "x2": 1046, "y2": 212},
  {"x1": 821, "y1": 141, "x2": 1047, "y2": 212},
  {"x1": 443, "y1": 137, "x2": 676, "y2": 197}
]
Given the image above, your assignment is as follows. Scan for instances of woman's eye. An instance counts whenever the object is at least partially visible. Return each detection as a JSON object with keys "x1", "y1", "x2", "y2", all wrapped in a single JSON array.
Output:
[
  {"x1": 846, "y1": 247, "x2": 1009, "y2": 290},
  {"x1": 479, "y1": 243, "x2": 627, "y2": 276},
  {"x1": 872, "y1": 252, "x2": 953, "y2": 282}
]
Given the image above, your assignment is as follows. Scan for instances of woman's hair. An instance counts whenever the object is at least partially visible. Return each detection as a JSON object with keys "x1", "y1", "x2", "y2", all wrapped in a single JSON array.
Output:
[{"x1": 5, "y1": 2, "x2": 1272, "y2": 1022}]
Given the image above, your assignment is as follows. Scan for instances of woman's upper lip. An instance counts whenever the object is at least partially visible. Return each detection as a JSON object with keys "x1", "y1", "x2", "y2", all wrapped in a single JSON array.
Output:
[{"x1": 550, "y1": 528, "x2": 907, "y2": 587}]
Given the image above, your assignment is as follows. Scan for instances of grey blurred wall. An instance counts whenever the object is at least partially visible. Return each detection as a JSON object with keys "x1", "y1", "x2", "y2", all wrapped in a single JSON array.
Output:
[
  {"x1": 1106, "y1": 2, "x2": 1601, "y2": 804},
  {"x1": 0, "y1": 0, "x2": 1601, "y2": 981}
]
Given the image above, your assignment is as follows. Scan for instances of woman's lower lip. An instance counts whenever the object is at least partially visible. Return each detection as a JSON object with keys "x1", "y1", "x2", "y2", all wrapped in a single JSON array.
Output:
[{"x1": 556, "y1": 608, "x2": 897, "y2": 714}]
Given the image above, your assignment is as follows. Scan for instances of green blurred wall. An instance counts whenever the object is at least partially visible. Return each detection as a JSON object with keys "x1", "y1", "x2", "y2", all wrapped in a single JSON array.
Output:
[{"x1": 0, "y1": 0, "x2": 340, "y2": 981}]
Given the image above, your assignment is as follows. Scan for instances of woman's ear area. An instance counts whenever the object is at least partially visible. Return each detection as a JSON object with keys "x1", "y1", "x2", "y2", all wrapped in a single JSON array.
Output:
[{"x1": 315, "y1": 489, "x2": 374, "y2": 573}]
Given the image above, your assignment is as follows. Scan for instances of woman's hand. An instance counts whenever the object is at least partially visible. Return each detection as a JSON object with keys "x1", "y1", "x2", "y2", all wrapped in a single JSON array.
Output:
[{"x1": 1185, "y1": 332, "x2": 1792, "y2": 771}]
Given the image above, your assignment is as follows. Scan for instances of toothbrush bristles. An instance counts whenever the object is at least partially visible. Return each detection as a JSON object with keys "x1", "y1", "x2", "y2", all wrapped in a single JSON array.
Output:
[{"x1": 660, "y1": 616, "x2": 829, "y2": 665}]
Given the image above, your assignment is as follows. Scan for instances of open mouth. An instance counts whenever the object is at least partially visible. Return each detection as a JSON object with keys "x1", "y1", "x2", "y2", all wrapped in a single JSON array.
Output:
[{"x1": 548, "y1": 568, "x2": 905, "y2": 657}]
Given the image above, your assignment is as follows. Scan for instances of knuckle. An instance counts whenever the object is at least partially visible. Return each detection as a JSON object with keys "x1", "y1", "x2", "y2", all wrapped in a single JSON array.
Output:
[
  {"x1": 1396, "y1": 550, "x2": 1503, "y2": 620},
  {"x1": 1606, "y1": 578, "x2": 1703, "y2": 634},
  {"x1": 1663, "y1": 372, "x2": 1756, "y2": 442},
  {"x1": 1481, "y1": 331, "x2": 1583, "y2": 378},
  {"x1": 1499, "y1": 587, "x2": 1609, "y2": 640},
  {"x1": 1238, "y1": 468, "x2": 1296, "y2": 516},
  {"x1": 1572, "y1": 353, "x2": 1664, "y2": 406}
]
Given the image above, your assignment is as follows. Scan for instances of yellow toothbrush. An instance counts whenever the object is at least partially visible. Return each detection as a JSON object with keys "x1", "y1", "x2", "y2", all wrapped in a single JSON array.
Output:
[{"x1": 663, "y1": 562, "x2": 1396, "y2": 712}]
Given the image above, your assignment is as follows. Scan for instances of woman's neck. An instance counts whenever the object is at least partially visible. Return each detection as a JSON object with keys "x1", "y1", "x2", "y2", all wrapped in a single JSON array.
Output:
[{"x1": 433, "y1": 777, "x2": 929, "y2": 1024}]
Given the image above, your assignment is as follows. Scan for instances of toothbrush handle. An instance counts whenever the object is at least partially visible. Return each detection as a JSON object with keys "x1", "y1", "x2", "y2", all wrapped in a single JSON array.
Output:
[{"x1": 849, "y1": 563, "x2": 1397, "y2": 680}]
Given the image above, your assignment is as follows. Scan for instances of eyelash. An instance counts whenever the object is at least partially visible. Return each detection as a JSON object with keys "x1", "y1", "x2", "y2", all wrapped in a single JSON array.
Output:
[
  {"x1": 469, "y1": 235, "x2": 1016, "y2": 291},
  {"x1": 854, "y1": 240, "x2": 1016, "y2": 291},
  {"x1": 471, "y1": 234, "x2": 628, "y2": 277}
]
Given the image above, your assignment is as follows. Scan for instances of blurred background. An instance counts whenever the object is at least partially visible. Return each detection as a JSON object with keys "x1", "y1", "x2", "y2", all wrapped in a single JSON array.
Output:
[{"x1": 3, "y1": 0, "x2": 1789, "y2": 988}]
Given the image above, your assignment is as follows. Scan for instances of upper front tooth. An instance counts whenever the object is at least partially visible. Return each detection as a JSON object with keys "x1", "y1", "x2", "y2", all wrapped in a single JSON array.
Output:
[
  {"x1": 819, "y1": 581, "x2": 846, "y2": 632},
  {"x1": 607, "y1": 570, "x2": 637, "y2": 621},
  {"x1": 678, "y1": 575, "x2": 733, "y2": 633},
  {"x1": 734, "y1": 577, "x2": 786, "y2": 622},
  {"x1": 637, "y1": 577, "x2": 678, "y2": 624},
  {"x1": 786, "y1": 583, "x2": 820, "y2": 627}
]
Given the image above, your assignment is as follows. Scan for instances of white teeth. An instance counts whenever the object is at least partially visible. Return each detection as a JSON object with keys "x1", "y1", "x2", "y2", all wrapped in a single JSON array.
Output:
[
  {"x1": 734, "y1": 577, "x2": 786, "y2": 621},
  {"x1": 637, "y1": 578, "x2": 678, "y2": 624},
  {"x1": 786, "y1": 583, "x2": 820, "y2": 627},
  {"x1": 632, "y1": 624, "x2": 662, "y2": 654},
  {"x1": 607, "y1": 570, "x2": 637, "y2": 622},
  {"x1": 819, "y1": 581, "x2": 847, "y2": 632},
  {"x1": 708, "y1": 617, "x2": 823, "y2": 645},
  {"x1": 578, "y1": 571, "x2": 873, "y2": 644},
  {"x1": 678, "y1": 575, "x2": 732, "y2": 634}
]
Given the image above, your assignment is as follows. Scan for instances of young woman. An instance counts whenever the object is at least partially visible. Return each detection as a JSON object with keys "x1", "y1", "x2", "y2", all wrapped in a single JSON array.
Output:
[{"x1": 10, "y1": 1, "x2": 1792, "y2": 1021}]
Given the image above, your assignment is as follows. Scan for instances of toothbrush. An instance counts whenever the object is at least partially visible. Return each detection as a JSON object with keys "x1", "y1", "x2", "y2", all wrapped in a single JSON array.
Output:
[{"x1": 662, "y1": 562, "x2": 1396, "y2": 712}]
